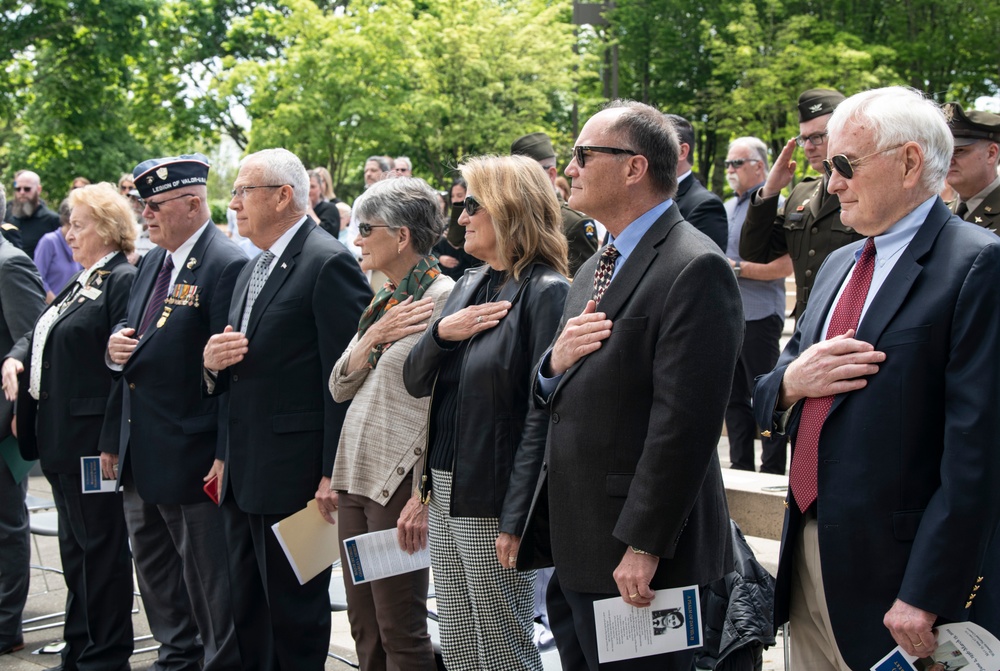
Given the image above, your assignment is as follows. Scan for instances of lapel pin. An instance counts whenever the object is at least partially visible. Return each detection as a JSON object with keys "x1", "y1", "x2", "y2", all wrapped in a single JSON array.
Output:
[
  {"x1": 186, "y1": 257, "x2": 196, "y2": 269},
  {"x1": 281, "y1": 262, "x2": 287, "y2": 269}
]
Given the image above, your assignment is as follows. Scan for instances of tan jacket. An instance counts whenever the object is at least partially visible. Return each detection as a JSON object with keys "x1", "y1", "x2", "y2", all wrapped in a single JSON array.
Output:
[{"x1": 329, "y1": 275, "x2": 454, "y2": 504}]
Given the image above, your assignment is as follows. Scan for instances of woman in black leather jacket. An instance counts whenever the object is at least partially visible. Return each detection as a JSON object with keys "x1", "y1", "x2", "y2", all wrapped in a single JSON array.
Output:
[{"x1": 404, "y1": 155, "x2": 569, "y2": 671}]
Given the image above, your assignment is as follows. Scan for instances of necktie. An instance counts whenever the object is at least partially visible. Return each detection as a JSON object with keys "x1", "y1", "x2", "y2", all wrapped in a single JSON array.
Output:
[
  {"x1": 241, "y1": 250, "x2": 275, "y2": 332},
  {"x1": 790, "y1": 237, "x2": 877, "y2": 512},
  {"x1": 955, "y1": 201, "x2": 969, "y2": 220},
  {"x1": 138, "y1": 255, "x2": 174, "y2": 336},
  {"x1": 592, "y1": 245, "x2": 620, "y2": 303}
]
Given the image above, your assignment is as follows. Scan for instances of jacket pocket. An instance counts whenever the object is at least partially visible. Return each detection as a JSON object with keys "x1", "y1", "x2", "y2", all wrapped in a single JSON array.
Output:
[
  {"x1": 273, "y1": 411, "x2": 324, "y2": 434},
  {"x1": 892, "y1": 509, "x2": 925, "y2": 541},
  {"x1": 614, "y1": 316, "x2": 648, "y2": 332},
  {"x1": 605, "y1": 472, "x2": 633, "y2": 497},
  {"x1": 180, "y1": 413, "x2": 217, "y2": 435},
  {"x1": 69, "y1": 397, "x2": 109, "y2": 416},
  {"x1": 877, "y1": 325, "x2": 930, "y2": 349}
]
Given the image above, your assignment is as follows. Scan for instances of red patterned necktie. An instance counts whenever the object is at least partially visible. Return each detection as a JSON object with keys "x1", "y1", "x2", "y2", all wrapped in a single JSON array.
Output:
[
  {"x1": 138, "y1": 255, "x2": 174, "y2": 336},
  {"x1": 592, "y1": 244, "x2": 620, "y2": 303},
  {"x1": 790, "y1": 237, "x2": 877, "y2": 512}
]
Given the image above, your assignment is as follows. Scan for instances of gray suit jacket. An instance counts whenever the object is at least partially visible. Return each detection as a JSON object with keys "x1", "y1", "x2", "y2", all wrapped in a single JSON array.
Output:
[
  {"x1": 519, "y1": 204, "x2": 744, "y2": 594},
  {"x1": 0, "y1": 238, "x2": 46, "y2": 441}
]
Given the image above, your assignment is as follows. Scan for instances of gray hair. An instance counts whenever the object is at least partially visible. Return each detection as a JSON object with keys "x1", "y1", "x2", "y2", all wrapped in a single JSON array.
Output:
[
  {"x1": 395, "y1": 156, "x2": 412, "y2": 171},
  {"x1": 366, "y1": 156, "x2": 392, "y2": 173},
  {"x1": 352, "y1": 177, "x2": 445, "y2": 255},
  {"x1": 0, "y1": 183, "x2": 5, "y2": 217},
  {"x1": 827, "y1": 87, "x2": 952, "y2": 194},
  {"x1": 729, "y1": 137, "x2": 770, "y2": 168},
  {"x1": 242, "y1": 148, "x2": 309, "y2": 211}
]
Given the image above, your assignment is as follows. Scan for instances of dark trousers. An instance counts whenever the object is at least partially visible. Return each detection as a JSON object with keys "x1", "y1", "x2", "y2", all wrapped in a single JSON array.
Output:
[
  {"x1": 338, "y1": 476, "x2": 435, "y2": 671},
  {"x1": 221, "y1": 497, "x2": 331, "y2": 671},
  {"x1": 547, "y1": 571, "x2": 696, "y2": 671},
  {"x1": 46, "y1": 471, "x2": 133, "y2": 671},
  {"x1": 0, "y1": 461, "x2": 28, "y2": 647},
  {"x1": 123, "y1": 473, "x2": 241, "y2": 671},
  {"x1": 726, "y1": 314, "x2": 788, "y2": 474}
]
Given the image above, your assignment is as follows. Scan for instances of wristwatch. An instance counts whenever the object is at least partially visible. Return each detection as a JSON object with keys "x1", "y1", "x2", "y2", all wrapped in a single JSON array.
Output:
[
  {"x1": 733, "y1": 262, "x2": 742, "y2": 278},
  {"x1": 630, "y1": 546, "x2": 653, "y2": 556}
]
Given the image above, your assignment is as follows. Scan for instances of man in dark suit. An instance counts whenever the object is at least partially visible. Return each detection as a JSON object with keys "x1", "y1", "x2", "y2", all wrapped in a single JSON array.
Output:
[
  {"x1": 753, "y1": 87, "x2": 1000, "y2": 669},
  {"x1": 0, "y1": 183, "x2": 46, "y2": 658},
  {"x1": 203, "y1": 148, "x2": 371, "y2": 670},
  {"x1": 664, "y1": 114, "x2": 728, "y2": 251},
  {"x1": 520, "y1": 101, "x2": 744, "y2": 670},
  {"x1": 100, "y1": 154, "x2": 246, "y2": 670},
  {"x1": 943, "y1": 102, "x2": 1000, "y2": 231}
]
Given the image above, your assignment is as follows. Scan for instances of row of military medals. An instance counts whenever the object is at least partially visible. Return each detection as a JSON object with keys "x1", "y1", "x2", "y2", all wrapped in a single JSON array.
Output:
[{"x1": 157, "y1": 258, "x2": 200, "y2": 329}]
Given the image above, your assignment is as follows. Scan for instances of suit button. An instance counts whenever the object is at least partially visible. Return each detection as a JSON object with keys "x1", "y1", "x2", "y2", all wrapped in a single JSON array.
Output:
[
  {"x1": 42, "y1": 361, "x2": 50, "y2": 369},
  {"x1": 40, "y1": 392, "x2": 48, "y2": 400},
  {"x1": 396, "y1": 467, "x2": 405, "y2": 475},
  {"x1": 413, "y1": 447, "x2": 422, "y2": 455},
  {"x1": 811, "y1": 227, "x2": 819, "y2": 234},
  {"x1": 552, "y1": 413, "x2": 560, "y2": 423},
  {"x1": 129, "y1": 383, "x2": 136, "y2": 390},
  {"x1": 232, "y1": 375, "x2": 239, "y2": 382},
  {"x1": 805, "y1": 270, "x2": 813, "y2": 278},
  {"x1": 382, "y1": 489, "x2": 390, "y2": 498},
  {"x1": 808, "y1": 249, "x2": 816, "y2": 257}
]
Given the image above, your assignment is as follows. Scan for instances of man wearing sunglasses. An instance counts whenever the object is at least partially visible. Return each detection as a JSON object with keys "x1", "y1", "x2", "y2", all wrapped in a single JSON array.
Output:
[
  {"x1": 943, "y1": 103, "x2": 1000, "y2": 231},
  {"x1": 753, "y1": 87, "x2": 1000, "y2": 670},
  {"x1": 102, "y1": 153, "x2": 247, "y2": 671},
  {"x1": 7, "y1": 170, "x2": 60, "y2": 260},
  {"x1": 521, "y1": 100, "x2": 743, "y2": 671},
  {"x1": 740, "y1": 88, "x2": 863, "y2": 319}
]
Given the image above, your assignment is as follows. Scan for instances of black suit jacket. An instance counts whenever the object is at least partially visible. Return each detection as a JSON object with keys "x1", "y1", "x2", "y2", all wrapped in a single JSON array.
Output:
[
  {"x1": 11, "y1": 253, "x2": 135, "y2": 472},
  {"x1": 100, "y1": 224, "x2": 248, "y2": 504},
  {"x1": 520, "y1": 204, "x2": 744, "y2": 594},
  {"x1": 0, "y1": 239, "x2": 45, "y2": 442},
  {"x1": 675, "y1": 173, "x2": 728, "y2": 251},
  {"x1": 754, "y1": 199, "x2": 1000, "y2": 669},
  {"x1": 214, "y1": 220, "x2": 371, "y2": 516}
]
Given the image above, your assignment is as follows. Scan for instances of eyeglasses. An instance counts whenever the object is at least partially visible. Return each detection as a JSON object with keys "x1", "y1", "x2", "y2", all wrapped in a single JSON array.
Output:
[
  {"x1": 822, "y1": 144, "x2": 906, "y2": 180},
  {"x1": 572, "y1": 145, "x2": 638, "y2": 168},
  {"x1": 724, "y1": 158, "x2": 759, "y2": 169},
  {"x1": 139, "y1": 193, "x2": 196, "y2": 212},
  {"x1": 795, "y1": 132, "x2": 828, "y2": 148},
  {"x1": 14, "y1": 186, "x2": 33, "y2": 193},
  {"x1": 358, "y1": 222, "x2": 392, "y2": 237},
  {"x1": 464, "y1": 195, "x2": 484, "y2": 216},
  {"x1": 230, "y1": 184, "x2": 288, "y2": 199}
]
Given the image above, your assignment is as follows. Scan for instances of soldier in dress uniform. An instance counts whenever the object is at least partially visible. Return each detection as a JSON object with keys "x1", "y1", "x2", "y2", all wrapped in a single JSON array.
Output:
[
  {"x1": 511, "y1": 132, "x2": 599, "y2": 277},
  {"x1": 943, "y1": 102, "x2": 1000, "y2": 231},
  {"x1": 739, "y1": 88, "x2": 863, "y2": 318}
]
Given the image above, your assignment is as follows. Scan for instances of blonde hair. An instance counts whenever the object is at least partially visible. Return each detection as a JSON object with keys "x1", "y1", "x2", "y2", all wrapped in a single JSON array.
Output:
[
  {"x1": 68, "y1": 182, "x2": 137, "y2": 255},
  {"x1": 460, "y1": 155, "x2": 568, "y2": 280}
]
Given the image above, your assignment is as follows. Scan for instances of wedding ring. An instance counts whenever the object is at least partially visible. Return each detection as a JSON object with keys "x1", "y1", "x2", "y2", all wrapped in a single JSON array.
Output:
[
  {"x1": 914, "y1": 642, "x2": 924, "y2": 648},
  {"x1": 476, "y1": 316, "x2": 483, "y2": 324},
  {"x1": 629, "y1": 592, "x2": 639, "y2": 598},
  {"x1": 508, "y1": 555, "x2": 516, "y2": 561}
]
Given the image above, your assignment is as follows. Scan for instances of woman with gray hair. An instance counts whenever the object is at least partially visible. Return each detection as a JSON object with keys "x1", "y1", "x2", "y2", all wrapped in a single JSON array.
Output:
[{"x1": 328, "y1": 177, "x2": 454, "y2": 671}]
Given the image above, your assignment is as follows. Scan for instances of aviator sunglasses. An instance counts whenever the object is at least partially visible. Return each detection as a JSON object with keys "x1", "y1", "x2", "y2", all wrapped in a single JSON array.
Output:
[{"x1": 822, "y1": 144, "x2": 905, "y2": 180}]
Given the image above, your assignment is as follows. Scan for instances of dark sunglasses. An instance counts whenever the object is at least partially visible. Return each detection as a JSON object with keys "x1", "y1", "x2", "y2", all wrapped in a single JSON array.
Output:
[
  {"x1": 358, "y1": 222, "x2": 391, "y2": 237},
  {"x1": 140, "y1": 192, "x2": 196, "y2": 212},
  {"x1": 724, "y1": 158, "x2": 758, "y2": 169},
  {"x1": 464, "y1": 195, "x2": 484, "y2": 216},
  {"x1": 795, "y1": 132, "x2": 828, "y2": 148},
  {"x1": 572, "y1": 145, "x2": 638, "y2": 168},
  {"x1": 14, "y1": 186, "x2": 33, "y2": 193},
  {"x1": 822, "y1": 144, "x2": 905, "y2": 180}
]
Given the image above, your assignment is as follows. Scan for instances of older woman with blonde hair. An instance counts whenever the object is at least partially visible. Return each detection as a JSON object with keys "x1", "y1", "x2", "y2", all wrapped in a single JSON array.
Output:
[
  {"x1": 329, "y1": 177, "x2": 454, "y2": 671},
  {"x1": 404, "y1": 154, "x2": 570, "y2": 670},
  {"x1": 2, "y1": 182, "x2": 137, "y2": 670}
]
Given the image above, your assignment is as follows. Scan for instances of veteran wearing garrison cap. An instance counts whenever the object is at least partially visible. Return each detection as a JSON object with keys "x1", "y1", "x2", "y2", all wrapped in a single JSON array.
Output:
[
  {"x1": 101, "y1": 153, "x2": 247, "y2": 670},
  {"x1": 511, "y1": 132, "x2": 599, "y2": 276},
  {"x1": 944, "y1": 102, "x2": 1000, "y2": 231},
  {"x1": 740, "y1": 88, "x2": 863, "y2": 317}
]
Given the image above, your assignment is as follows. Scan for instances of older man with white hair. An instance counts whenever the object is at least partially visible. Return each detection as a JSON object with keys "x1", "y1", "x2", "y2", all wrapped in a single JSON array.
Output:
[
  {"x1": 754, "y1": 87, "x2": 1000, "y2": 669},
  {"x1": 203, "y1": 148, "x2": 371, "y2": 670}
]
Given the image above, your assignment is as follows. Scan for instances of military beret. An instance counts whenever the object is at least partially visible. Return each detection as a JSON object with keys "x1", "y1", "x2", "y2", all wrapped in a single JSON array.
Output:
[
  {"x1": 133, "y1": 153, "x2": 210, "y2": 199},
  {"x1": 797, "y1": 89, "x2": 846, "y2": 122},
  {"x1": 943, "y1": 102, "x2": 1000, "y2": 147},
  {"x1": 511, "y1": 132, "x2": 556, "y2": 162}
]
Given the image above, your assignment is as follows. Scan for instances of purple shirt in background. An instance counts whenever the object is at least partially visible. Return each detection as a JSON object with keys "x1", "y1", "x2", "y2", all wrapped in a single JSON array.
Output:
[{"x1": 34, "y1": 229, "x2": 82, "y2": 295}]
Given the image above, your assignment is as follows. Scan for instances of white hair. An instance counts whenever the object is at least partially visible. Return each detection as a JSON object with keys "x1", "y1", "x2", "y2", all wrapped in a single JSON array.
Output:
[
  {"x1": 827, "y1": 87, "x2": 952, "y2": 194},
  {"x1": 729, "y1": 136, "x2": 770, "y2": 168},
  {"x1": 242, "y1": 148, "x2": 309, "y2": 211}
]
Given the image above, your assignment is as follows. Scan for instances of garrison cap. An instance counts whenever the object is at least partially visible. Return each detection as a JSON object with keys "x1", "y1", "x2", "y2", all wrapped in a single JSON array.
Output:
[
  {"x1": 943, "y1": 103, "x2": 1000, "y2": 147},
  {"x1": 797, "y1": 89, "x2": 846, "y2": 122},
  {"x1": 511, "y1": 132, "x2": 556, "y2": 162},
  {"x1": 133, "y1": 153, "x2": 210, "y2": 199}
]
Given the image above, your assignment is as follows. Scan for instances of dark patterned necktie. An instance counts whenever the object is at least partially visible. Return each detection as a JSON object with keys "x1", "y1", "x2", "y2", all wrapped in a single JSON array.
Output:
[
  {"x1": 241, "y1": 250, "x2": 275, "y2": 332},
  {"x1": 790, "y1": 237, "x2": 877, "y2": 512},
  {"x1": 592, "y1": 245, "x2": 620, "y2": 303},
  {"x1": 138, "y1": 255, "x2": 174, "y2": 336}
]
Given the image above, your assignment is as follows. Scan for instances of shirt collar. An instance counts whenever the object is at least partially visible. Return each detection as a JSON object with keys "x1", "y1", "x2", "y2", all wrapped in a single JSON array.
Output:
[
  {"x1": 737, "y1": 182, "x2": 765, "y2": 205},
  {"x1": 265, "y1": 215, "x2": 308, "y2": 261},
  {"x1": 78, "y1": 251, "x2": 118, "y2": 287},
  {"x1": 167, "y1": 220, "x2": 212, "y2": 272},
  {"x1": 864, "y1": 195, "x2": 937, "y2": 263},
  {"x1": 608, "y1": 199, "x2": 673, "y2": 263}
]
